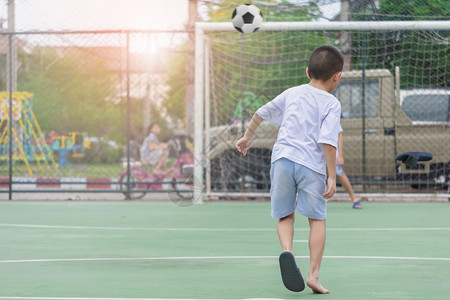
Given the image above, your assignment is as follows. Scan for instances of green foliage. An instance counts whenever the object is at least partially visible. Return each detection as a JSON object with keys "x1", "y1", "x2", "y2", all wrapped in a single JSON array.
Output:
[
  {"x1": 378, "y1": 0, "x2": 449, "y2": 87},
  {"x1": 350, "y1": 0, "x2": 450, "y2": 88},
  {"x1": 18, "y1": 47, "x2": 122, "y2": 137},
  {"x1": 80, "y1": 141, "x2": 123, "y2": 164},
  {"x1": 209, "y1": 30, "x2": 328, "y2": 125},
  {"x1": 378, "y1": 0, "x2": 450, "y2": 20},
  {"x1": 16, "y1": 43, "x2": 172, "y2": 163},
  {"x1": 163, "y1": 43, "x2": 188, "y2": 128},
  {"x1": 233, "y1": 91, "x2": 265, "y2": 121}
]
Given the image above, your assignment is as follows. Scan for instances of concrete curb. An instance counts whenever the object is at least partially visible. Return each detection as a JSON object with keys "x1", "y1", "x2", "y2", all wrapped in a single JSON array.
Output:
[{"x1": 0, "y1": 176, "x2": 120, "y2": 190}]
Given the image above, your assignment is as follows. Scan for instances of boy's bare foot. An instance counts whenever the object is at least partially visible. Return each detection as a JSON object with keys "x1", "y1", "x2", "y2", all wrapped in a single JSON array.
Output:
[{"x1": 306, "y1": 278, "x2": 330, "y2": 294}]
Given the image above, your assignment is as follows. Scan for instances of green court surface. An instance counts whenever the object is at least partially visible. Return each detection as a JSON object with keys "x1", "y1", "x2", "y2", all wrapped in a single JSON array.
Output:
[{"x1": 0, "y1": 201, "x2": 449, "y2": 300}]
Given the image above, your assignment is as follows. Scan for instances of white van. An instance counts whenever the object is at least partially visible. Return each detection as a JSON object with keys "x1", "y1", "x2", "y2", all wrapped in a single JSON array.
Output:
[{"x1": 400, "y1": 89, "x2": 450, "y2": 124}]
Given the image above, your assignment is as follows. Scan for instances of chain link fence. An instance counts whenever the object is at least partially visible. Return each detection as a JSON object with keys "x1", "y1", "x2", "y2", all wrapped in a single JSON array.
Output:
[
  {"x1": 0, "y1": 30, "x2": 193, "y2": 199},
  {"x1": 1, "y1": 25, "x2": 449, "y2": 199}
]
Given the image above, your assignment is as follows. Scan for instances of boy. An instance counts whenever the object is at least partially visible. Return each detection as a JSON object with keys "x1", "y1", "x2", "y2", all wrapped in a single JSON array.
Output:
[
  {"x1": 336, "y1": 123, "x2": 363, "y2": 209},
  {"x1": 236, "y1": 45, "x2": 343, "y2": 294}
]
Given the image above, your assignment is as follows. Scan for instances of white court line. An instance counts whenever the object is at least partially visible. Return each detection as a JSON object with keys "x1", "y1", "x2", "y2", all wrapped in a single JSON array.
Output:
[
  {"x1": 0, "y1": 298, "x2": 281, "y2": 300},
  {"x1": 0, "y1": 298, "x2": 181, "y2": 300},
  {"x1": 1, "y1": 223, "x2": 450, "y2": 232},
  {"x1": 0, "y1": 297, "x2": 331, "y2": 300},
  {"x1": 0, "y1": 224, "x2": 273, "y2": 231},
  {"x1": 0, "y1": 298, "x2": 287, "y2": 300},
  {"x1": 1, "y1": 255, "x2": 449, "y2": 264}
]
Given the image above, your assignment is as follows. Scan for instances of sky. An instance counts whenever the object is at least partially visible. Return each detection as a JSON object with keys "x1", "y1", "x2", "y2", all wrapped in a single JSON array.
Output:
[
  {"x1": 0, "y1": 0, "x2": 192, "y2": 55},
  {"x1": 1, "y1": 0, "x2": 189, "y2": 31}
]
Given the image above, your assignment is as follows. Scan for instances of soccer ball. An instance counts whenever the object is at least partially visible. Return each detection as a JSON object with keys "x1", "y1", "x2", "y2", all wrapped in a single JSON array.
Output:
[{"x1": 231, "y1": 4, "x2": 263, "y2": 34}]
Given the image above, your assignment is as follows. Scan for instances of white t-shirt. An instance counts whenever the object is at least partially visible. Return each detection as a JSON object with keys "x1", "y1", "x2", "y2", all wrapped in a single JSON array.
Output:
[
  {"x1": 256, "y1": 84, "x2": 341, "y2": 176},
  {"x1": 140, "y1": 133, "x2": 159, "y2": 159}
]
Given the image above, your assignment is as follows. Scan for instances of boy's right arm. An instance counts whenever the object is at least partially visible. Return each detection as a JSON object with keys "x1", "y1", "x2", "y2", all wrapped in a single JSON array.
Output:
[{"x1": 236, "y1": 113, "x2": 263, "y2": 156}]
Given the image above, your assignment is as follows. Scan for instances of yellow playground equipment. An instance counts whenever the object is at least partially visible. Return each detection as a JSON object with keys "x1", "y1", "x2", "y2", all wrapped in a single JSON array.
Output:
[
  {"x1": 0, "y1": 92, "x2": 58, "y2": 174},
  {"x1": 50, "y1": 131, "x2": 91, "y2": 166}
]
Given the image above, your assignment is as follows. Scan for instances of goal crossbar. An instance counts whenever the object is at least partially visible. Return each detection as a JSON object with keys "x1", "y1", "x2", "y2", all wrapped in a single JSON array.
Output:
[{"x1": 196, "y1": 20, "x2": 450, "y2": 32}]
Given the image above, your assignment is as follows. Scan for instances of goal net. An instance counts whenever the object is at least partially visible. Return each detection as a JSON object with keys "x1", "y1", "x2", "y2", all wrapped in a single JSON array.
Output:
[{"x1": 194, "y1": 21, "x2": 450, "y2": 199}]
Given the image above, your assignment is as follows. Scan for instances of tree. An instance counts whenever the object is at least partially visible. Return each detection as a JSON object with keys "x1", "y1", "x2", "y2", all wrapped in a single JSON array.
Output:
[
  {"x1": 18, "y1": 47, "x2": 122, "y2": 140},
  {"x1": 378, "y1": 0, "x2": 449, "y2": 87},
  {"x1": 378, "y1": 0, "x2": 450, "y2": 21},
  {"x1": 163, "y1": 43, "x2": 189, "y2": 129},
  {"x1": 349, "y1": 0, "x2": 450, "y2": 87}
]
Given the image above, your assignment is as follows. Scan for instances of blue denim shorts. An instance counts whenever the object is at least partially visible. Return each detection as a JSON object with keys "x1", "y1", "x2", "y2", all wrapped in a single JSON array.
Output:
[
  {"x1": 336, "y1": 165, "x2": 345, "y2": 176},
  {"x1": 270, "y1": 158, "x2": 327, "y2": 220}
]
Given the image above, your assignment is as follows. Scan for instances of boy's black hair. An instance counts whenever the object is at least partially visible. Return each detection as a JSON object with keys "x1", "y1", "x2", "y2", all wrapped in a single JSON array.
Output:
[{"x1": 307, "y1": 45, "x2": 344, "y2": 81}]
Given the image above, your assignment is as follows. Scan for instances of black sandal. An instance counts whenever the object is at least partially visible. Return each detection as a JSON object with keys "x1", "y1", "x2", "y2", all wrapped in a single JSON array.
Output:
[{"x1": 279, "y1": 251, "x2": 305, "y2": 292}]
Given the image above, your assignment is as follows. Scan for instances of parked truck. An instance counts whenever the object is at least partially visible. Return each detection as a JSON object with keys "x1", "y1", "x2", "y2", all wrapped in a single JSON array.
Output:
[{"x1": 207, "y1": 68, "x2": 449, "y2": 190}]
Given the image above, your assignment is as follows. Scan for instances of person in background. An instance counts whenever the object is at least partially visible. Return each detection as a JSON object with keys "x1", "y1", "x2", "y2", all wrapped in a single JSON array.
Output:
[
  {"x1": 336, "y1": 123, "x2": 363, "y2": 209},
  {"x1": 140, "y1": 122, "x2": 169, "y2": 176}
]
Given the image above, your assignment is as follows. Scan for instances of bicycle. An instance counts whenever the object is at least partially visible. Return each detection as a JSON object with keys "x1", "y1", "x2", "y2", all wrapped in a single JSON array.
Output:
[{"x1": 118, "y1": 137, "x2": 195, "y2": 201}]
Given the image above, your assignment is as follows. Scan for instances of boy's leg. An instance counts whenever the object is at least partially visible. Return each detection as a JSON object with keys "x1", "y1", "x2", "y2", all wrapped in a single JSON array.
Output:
[
  {"x1": 337, "y1": 174, "x2": 356, "y2": 202},
  {"x1": 271, "y1": 158, "x2": 298, "y2": 251},
  {"x1": 337, "y1": 174, "x2": 362, "y2": 208},
  {"x1": 270, "y1": 159, "x2": 304, "y2": 292},
  {"x1": 306, "y1": 218, "x2": 330, "y2": 294},
  {"x1": 154, "y1": 149, "x2": 169, "y2": 173},
  {"x1": 277, "y1": 213, "x2": 295, "y2": 254},
  {"x1": 278, "y1": 213, "x2": 305, "y2": 292}
]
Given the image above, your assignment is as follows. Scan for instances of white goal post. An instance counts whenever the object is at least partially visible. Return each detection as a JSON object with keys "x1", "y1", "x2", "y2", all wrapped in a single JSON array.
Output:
[{"x1": 193, "y1": 21, "x2": 450, "y2": 203}]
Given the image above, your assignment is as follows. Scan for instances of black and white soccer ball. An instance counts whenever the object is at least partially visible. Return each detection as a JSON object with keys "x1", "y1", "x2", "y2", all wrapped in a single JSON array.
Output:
[{"x1": 231, "y1": 4, "x2": 263, "y2": 34}]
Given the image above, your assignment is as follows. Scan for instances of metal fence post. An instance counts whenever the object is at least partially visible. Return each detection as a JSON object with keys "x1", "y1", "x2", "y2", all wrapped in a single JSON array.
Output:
[
  {"x1": 8, "y1": 33, "x2": 13, "y2": 200},
  {"x1": 125, "y1": 31, "x2": 131, "y2": 200},
  {"x1": 361, "y1": 30, "x2": 367, "y2": 193}
]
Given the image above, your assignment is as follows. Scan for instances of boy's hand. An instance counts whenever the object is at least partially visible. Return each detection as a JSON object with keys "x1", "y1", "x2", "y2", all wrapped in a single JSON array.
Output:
[
  {"x1": 236, "y1": 136, "x2": 252, "y2": 156},
  {"x1": 337, "y1": 155, "x2": 344, "y2": 167},
  {"x1": 323, "y1": 177, "x2": 336, "y2": 199}
]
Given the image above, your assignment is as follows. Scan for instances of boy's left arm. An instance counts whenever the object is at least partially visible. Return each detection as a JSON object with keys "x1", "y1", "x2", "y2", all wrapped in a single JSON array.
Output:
[
  {"x1": 236, "y1": 113, "x2": 263, "y2": 156},
  {"x1": 237, "y1": 91, "x2": 285, "y2": 156}
]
